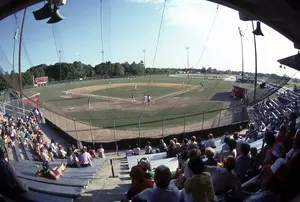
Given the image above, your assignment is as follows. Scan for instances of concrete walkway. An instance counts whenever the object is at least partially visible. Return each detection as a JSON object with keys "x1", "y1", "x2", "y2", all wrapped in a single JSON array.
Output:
[
  {"x1": 75, "y1": 154, "x2": 130, "y2": 202},
  {"x1": 39, "y1": 123, "x2": 70, "y2": 148}
]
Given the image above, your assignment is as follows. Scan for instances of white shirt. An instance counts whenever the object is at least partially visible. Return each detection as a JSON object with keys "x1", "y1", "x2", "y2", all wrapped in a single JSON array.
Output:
[
  {"x1": 50, "y1": 143, "x2": 58, "y2": 152},
  {"x1": 133, "y1": 147, "x2": 140, "y2": 155},
  {"x1": 138, "y1": 184, "x2": 180, "y2": 202},
  {"x1": 205, "y1": 138, "x2": 216, "y2": 148},
  {"x1": 41, "y1": 152, "x2": 50, "y2": 162},
  {"x1": 79, "y1": 152, "x2": 92, "y2": 165},
  {"x1": 97, "y1": 148, "x2": 105, "y2": 158},
  {"x1": 126, "y1": 149, "x2": 133, "y2": 156},
  {"x1": 145, "y1": 146, "x2": 152, "y2": 154}
]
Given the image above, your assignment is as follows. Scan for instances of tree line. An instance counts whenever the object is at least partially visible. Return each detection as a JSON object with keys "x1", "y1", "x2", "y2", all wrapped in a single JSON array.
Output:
[{"x1": 0, "y1": 60, "x2": 296, "y2": 91}]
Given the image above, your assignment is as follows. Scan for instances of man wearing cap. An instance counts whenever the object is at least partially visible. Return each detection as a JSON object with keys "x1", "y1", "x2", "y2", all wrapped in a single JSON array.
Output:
[
  {"x1": 132, "y1": 165, "x2": 180, "y2": 202},
  {"x1": 204, "y1": 134, "x2": 216, "y2": 148}
]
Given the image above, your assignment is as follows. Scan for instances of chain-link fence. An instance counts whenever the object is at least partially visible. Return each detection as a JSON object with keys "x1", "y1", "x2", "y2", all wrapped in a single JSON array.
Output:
[{"x1": 40, "y1": 103, "x2": 249, "y2": 145}]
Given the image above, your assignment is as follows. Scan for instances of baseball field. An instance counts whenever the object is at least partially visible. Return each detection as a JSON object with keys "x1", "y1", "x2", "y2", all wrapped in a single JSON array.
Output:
[{"x1": 25, "y1": 75, "x2": 241, "y2": 141}]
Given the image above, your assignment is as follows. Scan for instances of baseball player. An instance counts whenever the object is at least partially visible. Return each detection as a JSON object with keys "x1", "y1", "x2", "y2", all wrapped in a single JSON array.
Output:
[
  {"x1": 134, "y1": 84, "x2": 137, "y2": 90},
  {"x1": 88, "y1": 97, "x2": 91, "y2": 108},
  {"x1": 131, "y1": 93, "x2": 135, "y2": 103},
  {"x1": 200, "y1": 82, "x2": 204, "y2": 87},
  {"x1": 147, "y1": 95, "x2": 151, "y2": 105},
  {"x1": 143, "y1": 95, "x2": 147, "y2": 104}
]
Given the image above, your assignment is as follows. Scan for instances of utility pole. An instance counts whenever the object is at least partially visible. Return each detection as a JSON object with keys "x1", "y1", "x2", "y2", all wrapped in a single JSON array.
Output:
[
  {"x1": 143, "y1": 49, "x2": 146, "y2": 68},
  {"x1": 13, "y1": 29, "x2": 19, "y2": 85},
  {"x1": 59, "y1": 50, "x2": 62, "y2": 81},
  {"x1": 186, "y1": 46, "x2": 190, "y2": 77},
  {"x1": 238, "y1": 27, "x2": 244, "y2": 84},
  {"x1": 252, "y1": 21, "x2": 258, "y2": 104}
]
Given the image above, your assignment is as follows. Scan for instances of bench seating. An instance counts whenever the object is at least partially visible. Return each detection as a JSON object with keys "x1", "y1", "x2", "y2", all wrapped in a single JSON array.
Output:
[
  {"x1": 21, "y1": 179, "x2": 82, "y2": 198},
  {"x1": 26, "y1": 192, "x2": 73, "y2": 202}
]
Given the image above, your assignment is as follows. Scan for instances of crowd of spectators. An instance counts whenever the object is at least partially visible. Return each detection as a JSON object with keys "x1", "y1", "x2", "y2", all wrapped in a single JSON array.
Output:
[{"x1": 124, "y1": 111, "x2": 300, "y2": 202}]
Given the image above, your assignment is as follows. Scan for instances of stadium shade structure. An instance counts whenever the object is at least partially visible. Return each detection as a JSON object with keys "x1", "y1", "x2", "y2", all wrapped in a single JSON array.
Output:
[{"x1": 278, "y1": 53, "x2": 300, "y2": 71}]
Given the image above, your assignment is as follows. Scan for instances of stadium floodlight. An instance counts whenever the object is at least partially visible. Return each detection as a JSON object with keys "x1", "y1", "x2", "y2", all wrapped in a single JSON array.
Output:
[
  {"x1": 252, "y1": 21, "x2": 264, "y2": 36},
  {"x1": 33, "y1": 0, "x2": 67, "y2": 23}
]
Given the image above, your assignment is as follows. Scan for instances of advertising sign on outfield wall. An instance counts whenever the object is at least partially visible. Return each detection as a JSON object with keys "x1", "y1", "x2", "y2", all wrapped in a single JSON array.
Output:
[{"x1": 35, "y1": 76, "x2": 48, "y2": 84}]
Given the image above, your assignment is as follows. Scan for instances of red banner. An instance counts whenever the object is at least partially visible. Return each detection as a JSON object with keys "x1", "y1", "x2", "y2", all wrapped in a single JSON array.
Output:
[
  {"x1": 35, "y1": 76, "x2": 48, "y2": 84},
  {"x1": 23, "y1": 94, "x2": 40, "y2": 108}
]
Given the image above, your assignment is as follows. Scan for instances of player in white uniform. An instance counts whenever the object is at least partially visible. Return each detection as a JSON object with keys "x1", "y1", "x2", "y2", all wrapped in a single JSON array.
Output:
[
  {"x1": 134, "y1": 84, "x2": 137, "y2": 90},
  {"x1": 131, "y1": 93, "x2": 135, "y2": 103},
  {"x1": 147, "y1": 95, "x2": 151, "y2": 105},
  {"x1": 143, "y1": 95, "x2": 147, "y2": 104}
]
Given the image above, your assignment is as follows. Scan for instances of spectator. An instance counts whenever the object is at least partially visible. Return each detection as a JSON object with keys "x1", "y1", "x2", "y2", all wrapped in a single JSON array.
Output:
[
  {"x1": 233, "y1": 132, "x2": 244, "y2": 156},
  {"x1": 50, "y1": 140, "x2": 58, "y2": 157},
  {"x1": 35, "y1": 162, "x2": 67, "y2": 180},
  {"x1": 87, "y1": 146, "x2": 96, "y2": 158},
  {"x1": 204, "y1": 147, "x2": 217, "y2": 166},
  {"x1": 220, "y1": 139, "x2": 236, "y2": 162},
  {"x1": 97, "y1": 145, "x2": 105, "y2": 158},
  {"x1": 127, "y1": 165, "x2": 154, "y2": 200},
  {"x1": 188, "y1": 136, "x2": 198, "y2": 151},
  {"x1": 206, "y1": 156, "x2": 241, "y2": 195},
  {"x1": 79, "y1": 147, "x2": 92, "y2": 167},
  {"x1": 184, "y1": 149, "x2": 199, "y2": 179},
  {"x1": 66, "y1": 147, "x2": 79, "y2": 167},
  {"x1": 173, "y1": 138, "x2": 181, "y2": 153},
  {"x1": 181, "y1": 138, "x2": 189, "y2": 151},
  {"x1": 132, "y1": 165, "x2": 179, "y2": 202},
  {"x1": 174, "y1": 150, "x2": 189, "y2": 189},
  {"x1": 48, "y1": 148, "x2": 55, "y2": 163},
  {"x1": 126, "y1": 146, "x2": 133, "y2": 156},
  {"x1": 167, "y1": 140, "x2": 176, "y2": 158},
  {"x1": 138, "y1": 158, "x2": 154, "y2": 180},
  {"x1": 235, "y1": 143, "x2": 251, "y2": 182},
  {"x1": 218, "y1": 136, "x2": 230, "y2": 161},
  {"x1": 184, "y1": 156, "x2": 215, "y2": 202},
  {"x1": 0, "y1": 148, "x2": 33, "y2": 202},
  {"x1": 158, "y1": 139, "x2": 167, "y2": 152},
  {"x1": 145, "y1": 142, "x2": 152, "y2": 154},
  {"x1": 133, "y1": 144, "x2": 141, "y2": 156},
  {"x1": 204, "y1": 134, "x2": 216, "y2": 148},
  {"x1": 247, "y1": 147, "x2": 260, "y2": 179},
  {"x1": 40, "y1": 147, "x2": 50, "y2": 162},
  {"x1": 260, "y1": 131, "x2": 275, "y2": 166},
  {"x1": 58, "y1": 145, "x2": 67, "y2": 159}
]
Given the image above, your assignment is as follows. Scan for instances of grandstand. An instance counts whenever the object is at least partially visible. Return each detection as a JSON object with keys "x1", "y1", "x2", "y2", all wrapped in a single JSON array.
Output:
[{"x1": 1, "y1": 0, "x2": 300, "y2": 202}]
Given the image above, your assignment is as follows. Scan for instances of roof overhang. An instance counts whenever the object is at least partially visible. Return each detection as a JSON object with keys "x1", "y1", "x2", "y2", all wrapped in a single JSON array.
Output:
[
  {"x1": 207, "y1": 0, "x2": 300, "y2": 49},
  {"x1": 278, "y1": 53, "x2": 300, "y2": 71},
  {"x1": 0, "y1": 0, "x2": 43, "y2": 21}
]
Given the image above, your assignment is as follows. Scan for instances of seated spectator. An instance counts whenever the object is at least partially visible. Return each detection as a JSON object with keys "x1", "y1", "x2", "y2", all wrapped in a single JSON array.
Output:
[
  {"x1": 32, "y1": 147, "x2": 42, "y2": 162},
  {"x1": 188, "y1": 136, "x2": 199, "y2": 151},
  {"x1": 48, "y1": 148, "x2": 55, "y2": 163},
  {"x1": 219, "y1": 139, "x2": 236, "y2": 162},
  {"x1": 0, "y1": 148, "x2": 33, "y2": 202},
  {"x1": 58, "y1": 145, "x2": 67, "y2": 159},
  {"x1": 127, "y1": 165, "x2": 154, "y2": 200},
  {"x1": 126, "y1": 146, "x2": 134, "y2": 156},
  {"x1": 87, "y1": 146, "x2": 96, "y2": 158},
  {"x1": 184, "y1": 149, "x2": 200, "y2": 179},
  {"x1": 204, "y1": 147, "x2": 217, "y2": 166},
  {"x1": 66, "y1": 147, "x2": 79, "y2": 167},
  {"x1": 97, "y1": 145, "x2": 105, "y2": 158},
  {"x1": 50, "y1": 140, "x2": 59, "y2": 157},
  {"x1": 138, "y1": 158, "x2": 154, "y2": 180},
  {"x1": 174, "y1": 150, "x2": 189, "y2": 189},
  {"x1": 145, "y1": 142, "x2": 153, "y2": 154},
  {"x1": 206, "y1": 156, "x2": 241, "y2": 195},
  {"x1": 247, "y1": 147, "x2": 260, "y2": 179},
  {"x1": 181, "y1": 138, "x2": 189, "y2": 151},
  {"x1": 218, "y1": 136, "x2": 230, "y2": 160},
  {"x1": 184, "y1": 156, "x2": 215, "y2": 202},
  {"x1": 235, "y1": 143, "x2": 251, "y2": 182},
  {"x1": 204, "y1": 134, "x2": 216, "y2": 148},
  {"x1": 173, "y1": 138, "x2": 181, "y2": 153},
  {"x1": 233, "y1": 132, "x2": 244, "y2": 156},
  {"x1": 260, "y1": 131, "x2": 276, "y2": 166},
  {"x1": 132, "y1": 165, "x2": 179, "y2": 202},
  {"x1": 158, "y1": 139, "x2": 167, "y2": 152},
  {"x1": 40, "y1": 148, "x2": 50, "y2": 162},
  {"x1": 35, "y1": 162, "x2": 67, "y2": 180},
  {"x1": 79, "y1": 147, "x2": 92, "y2": 167},
  {"x1": 167, "y1": 140, "x2": 176, "y2": 158},
  {"x1": 133, "y1": 144, "x2": 141, "y2": 156}
]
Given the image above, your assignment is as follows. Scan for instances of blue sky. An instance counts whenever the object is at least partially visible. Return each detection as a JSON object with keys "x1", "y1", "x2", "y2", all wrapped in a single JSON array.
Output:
[{"x1": 0, "y1": 0, "x2": 299, "y2": 77}]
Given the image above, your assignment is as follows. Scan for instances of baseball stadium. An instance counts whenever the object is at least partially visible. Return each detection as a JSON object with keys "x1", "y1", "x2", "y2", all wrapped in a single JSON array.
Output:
[{"x1": 0, "y1": 0, "x2": 300, "y2": 202}]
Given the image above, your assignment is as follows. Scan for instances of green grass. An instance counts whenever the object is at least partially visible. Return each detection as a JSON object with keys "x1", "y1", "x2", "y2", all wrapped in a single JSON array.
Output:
[
  {"x1": 93, "y1": 86, "x2": 179, "y2": 99},
  {"x1": 27, "y1": 75, "x2": 233, "y2": 130},
  {"x1": 68, "y1": 102, "x2": 223, "y2": 129}
]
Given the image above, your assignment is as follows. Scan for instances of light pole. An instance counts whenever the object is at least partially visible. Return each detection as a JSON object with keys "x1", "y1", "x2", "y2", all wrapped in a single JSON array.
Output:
[
  {"x1": 101, "y1": 50, "x2": 104, "y2": 63},
  {"x1": 186, "y1": 46, "x2": 190, "y2": 77},
  {"x1": 59, "y1": 50, "x2": 62, "y2": 81},
  {"x1": 12, "y1": 29, "x2": 19, "y2": 85},
  {"x1": 143, "y1": 49, "x2": 146, "y2": 68},
  {"x1": 238, "y1": 27, "x2": 244, "y2": 84}
]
